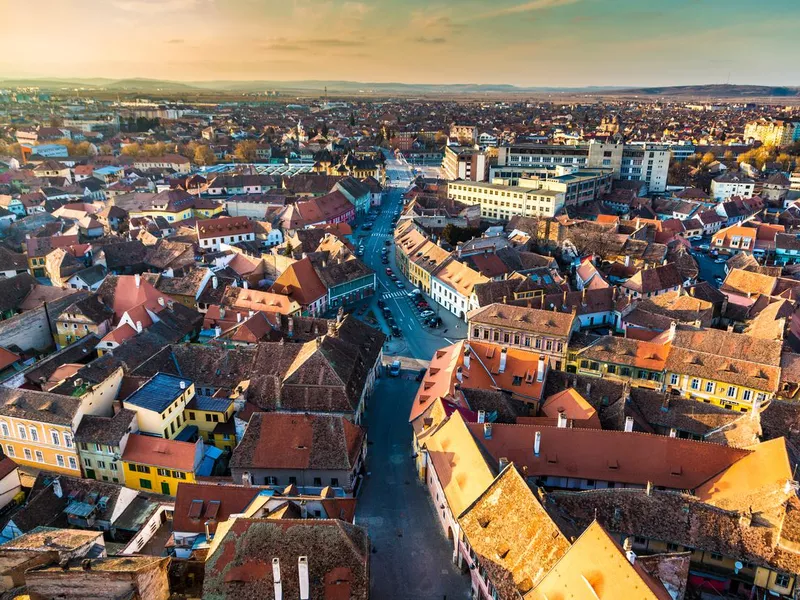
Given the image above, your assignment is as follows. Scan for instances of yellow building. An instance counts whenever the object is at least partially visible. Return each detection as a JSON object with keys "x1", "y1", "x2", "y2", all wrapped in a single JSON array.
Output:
[
  {"x1": 54, "y1": 295, "x2": 113, "y2": 348},
  {"x1": 122, "y1": 373, "x2": 195, "y2": 440},
  {"x1": 664, "y1": 327, "x2": 781, "y2": 412},
  {"x1": 185, "y1": 396, "x2": 236, "y2": 452},
  {"x1": 122, "y1": 434, "x2": 201, "y2": 496},
  {"x1": 0, "y1": 379, "x2": 119, "y2": 476}
]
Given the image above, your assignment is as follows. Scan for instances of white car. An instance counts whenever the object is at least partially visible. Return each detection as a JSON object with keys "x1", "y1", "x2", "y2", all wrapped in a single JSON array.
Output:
[{"x1": 420, "y1": 310, "x2": 435, "y2": 318}]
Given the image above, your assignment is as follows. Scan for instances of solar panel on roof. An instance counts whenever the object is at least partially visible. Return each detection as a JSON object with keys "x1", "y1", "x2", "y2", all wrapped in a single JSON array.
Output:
[
  {"x1": 188, "y1": 499, "x2": 203, "y2": 518},
  {"x1": 205, "y1": 500, "x2": 221, "y2": 520}
]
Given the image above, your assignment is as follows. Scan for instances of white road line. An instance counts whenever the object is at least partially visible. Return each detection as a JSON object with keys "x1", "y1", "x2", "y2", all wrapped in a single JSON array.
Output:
[{"x1": 444, "y1": 338, "x2": 455, "y2": 344}]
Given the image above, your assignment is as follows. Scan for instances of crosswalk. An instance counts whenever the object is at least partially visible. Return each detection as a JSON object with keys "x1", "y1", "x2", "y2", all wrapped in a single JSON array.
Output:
[{"x1": 382, "y1": 291, "x2": 409, "y2": 300}]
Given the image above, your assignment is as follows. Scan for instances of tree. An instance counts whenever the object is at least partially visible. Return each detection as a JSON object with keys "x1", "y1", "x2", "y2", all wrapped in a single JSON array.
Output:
[
  {"x1": 441, "y1": 224, "x2": 483, "y2": 246},
  {"x1": 282, "y1": 241, "x2": 294, "y2": 257},
  {"x1": 193, "y1": 145, "x2": 216, "y2": 166},
  {"x1": 234, "y1": 140, "x2": 257, "y2": 162},
  {"x1": 121, "y1": 143, "x2": 142, "y2": 157},
  {"x1": 723, "y1": 150, "x2": 734, "y2": 161},
  {"x1": 99, "y1": 144, "x2": 113, "y2": 155},
  {"x1": 701, "y1": 152, "x2": 715, "y2": 165}
]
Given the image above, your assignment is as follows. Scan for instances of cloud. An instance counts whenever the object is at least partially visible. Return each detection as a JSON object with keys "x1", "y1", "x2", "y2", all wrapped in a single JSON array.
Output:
[
  {"x1": 112, "y1": 0, "x2": 206, "y2": 13},
  {"x1": 167, "y1": 39, "x2": 185, "y2": 44},
  {"x1": 263, "y1": 37, "x2": 365, "y2": 52},
  {"x1": 475, "y1": 0, "x2": 581, "y2": 19},
  {"x1": 413, "y1": 37, "x2": 448, "y2": 45}
]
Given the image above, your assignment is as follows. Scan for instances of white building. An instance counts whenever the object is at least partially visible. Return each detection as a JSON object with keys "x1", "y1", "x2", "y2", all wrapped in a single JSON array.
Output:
[
  {"x1": 447, "y1": 181, "x2": 565, "y2": 219},
  {"x1": 196, "y1": 216, "x2": 256, "y2": 252},
  {"x1": 710, "y1": 172, "x2": 755, "y2": 201},
  {"x1": 493, "y1": 142, "x2": 670, "y2": 192}
]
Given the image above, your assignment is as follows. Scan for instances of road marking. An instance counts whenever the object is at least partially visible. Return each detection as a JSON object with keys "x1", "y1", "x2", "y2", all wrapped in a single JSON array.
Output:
[{"x1": 444, "y1": 338, "x2": 455, "y2": 344}]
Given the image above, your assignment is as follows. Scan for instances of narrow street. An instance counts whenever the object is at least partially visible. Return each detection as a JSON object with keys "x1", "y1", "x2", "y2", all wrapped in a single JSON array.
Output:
[
  {"x1": 352, "y1": 153, "x2": 467, "y2": 362},
  {"x1": 357, "y1": 377, "x2": 469, "y2": 599}
]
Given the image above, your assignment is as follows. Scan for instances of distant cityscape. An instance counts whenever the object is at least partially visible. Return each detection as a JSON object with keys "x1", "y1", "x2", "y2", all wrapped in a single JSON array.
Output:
[{"x1": 0, "y1": 41, "x2": 800, "y2": 600}]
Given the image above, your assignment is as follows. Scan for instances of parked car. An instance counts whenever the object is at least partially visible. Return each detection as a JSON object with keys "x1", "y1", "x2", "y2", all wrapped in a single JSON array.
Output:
[
  {"x1": 396, "y1": 281, "x2": 405, "y2": 289},
  {"x1": 384, "y1": 240, "x2": 391, "y2": 246},
  {"x1": 420, "y1": 310, "x2": 435, "y2": 318},
  {"x1": 415, "y1": 368, "x2": 427, "y2": 381},
  {"x1": 389, "y1": 360, "x2": 401, "y2": 377},
  {"x1": 698, "y1": 244, "x2": 710, "y2": 251},
  {"x1": 407, "y1": 289, "x2": 421, "y2": 297},
  {"x1": 377, "y1": 299, "x2": 385, "y2": 309},
  {"x1": 382, "y1": 307, "x2": 392, "y2": 318},
  {"x1": 428, "y1": 316, "x2": 442, "y2": 327},
  {"x1": 385, "y1": 268, "x2": 393, "y2": 275},
  {"x1": 714, "y1": 257, "x2": 727, "y2": 264},
  {"x1": 381, "y1": 257, "x2": 389, "y2": 264},
  {"x1": 391, "y1": 325, "x2": 402, "y2": 337}
]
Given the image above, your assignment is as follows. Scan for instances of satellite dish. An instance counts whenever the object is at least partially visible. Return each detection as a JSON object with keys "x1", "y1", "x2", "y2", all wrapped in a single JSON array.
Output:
[{"x1": 734, "y1": 561, "x2": 743, "y2": 574}]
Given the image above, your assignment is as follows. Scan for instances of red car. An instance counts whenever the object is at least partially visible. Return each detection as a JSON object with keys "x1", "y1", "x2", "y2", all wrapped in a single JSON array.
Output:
[{"x1": 385, "y1": 268, "x2": 393, "y2": 275}]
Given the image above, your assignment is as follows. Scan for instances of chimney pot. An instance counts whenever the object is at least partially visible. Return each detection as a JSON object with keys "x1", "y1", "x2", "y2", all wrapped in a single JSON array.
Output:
[
  {"x1": 298, "y1": 556, "x2": 310, "y2": 600},
  {"x1": 534, "y1": 431, "x2": 542, "y2": 456},
  {"x1": 499, "y1": 347, "x2": 508, "y2": 373},
  {"x1": 272, "y1": 558, "x2": 282, "y2": 600},
  {"x1": 483, "y1": 423, "x2": 492, "y2": 439},
  {"x1": 624, "y1": 416, "x2": 634, "y2": 432},
  {"x1": 498, "y1": 457, "x2": 509, "y2": 471},
  {"x1": 557, "y1": 412, "x2": 567, "y2": 428},
  {"x1": 626, "y1": 550, "x2": 637, "y2": 566}
]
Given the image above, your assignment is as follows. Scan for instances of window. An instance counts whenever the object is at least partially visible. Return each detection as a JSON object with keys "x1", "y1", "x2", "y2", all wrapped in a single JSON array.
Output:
[
  {"x1": 69, "y1": 457, "x2": 77, "y2": 470},
  {"x1": 56, "y1": 455, "x2": 65, "y2": 468},
  {"x1": 607, "y1": 365, "x2": 616, "y2": 374},
  {"x1": 709, "y1": 553, "x2": 723, "y2": 561},
  {"x1": 63, "y1": 433, "x2": 72, "y2": 448},
  {"x1": 775, "y1": 574, "x2": 792, "y2": 589},
  {"x1": 670, "y1": 374, "x2": 679, "y2": 386},
  {"x1": 5, "y1": 445, "x2": 13, "y2": 457},
  {"x1": 51, "y1": 431, "x2": 60, "y2": 446},
  {"x1": 313, "y1": 477, "x2": 322, "y2": 486},
  {"x1": 17, "y1": 426, "x2": 26, "y2": 440},
  {"x1": 157, "y1": 468, "x2": 170, "y2": 477},
  {"x1": 705, "y1": 381, "x2": 714, "y2": 393},
  {"x1": 97, "y1": 461, "x2": 106, "y2": 469},
  {"x1": 35, "y1": 451, "x2": 44, "y2": 463},
  {"x1": 288, "y1": 476, "x2": 297, "y2": 485},
  {"x1": 140, "y1": 479, "x2": 152, "y2": 489},
  {"x1": 84, "y1": 457, "x2": 92, "y2": 466},
  {"x1": 727, "y1": 386, "x2": 737, "y2": 398},
  {"x1": 110, "y1": 462, "x2": 118, "y2": 471},
  {"x1": 189, "y1": 412, "x2": 196, "y2": 420},
  {"x1": 691, "y1": 378, "x2": 700, "y2": 390},
  {"x1": 0, "y1": 423, "x2": 7, "y2": 437},
  {"x1": 24, "y1": 449, "x2": 32, "y2": 461},
  {"x1": 265, "y1": 476, "x2": 278, "y2": 485},
  {"x1": 331, "y1": 478, "x2": 339, "y2": 486},
  {"x1": 743, "y1": 390, "x2": 752, "y2": 402}
]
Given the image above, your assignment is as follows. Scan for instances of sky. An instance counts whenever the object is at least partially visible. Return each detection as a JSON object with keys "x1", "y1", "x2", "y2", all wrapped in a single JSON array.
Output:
[{"x1": 1, "y1": 0, "x2": 799, "y2": 87}]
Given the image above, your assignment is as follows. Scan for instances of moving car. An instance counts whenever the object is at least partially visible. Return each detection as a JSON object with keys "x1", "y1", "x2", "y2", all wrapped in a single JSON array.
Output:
[
  {"x1": 391, "y1": 325, "x2": 402, "y2": 337},
  {"x1": 396, "y1": 281, "x2": 405, "y2": 289},
  {"x1": 389, "y1": 360, "x2": 401, "y2": 377}
]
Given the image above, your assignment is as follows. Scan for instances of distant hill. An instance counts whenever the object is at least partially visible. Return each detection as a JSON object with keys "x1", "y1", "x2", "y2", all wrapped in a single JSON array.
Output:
[
  {"x1": 599, "y1": 84, "x2": 800, "y2": 98},
  {"x1": 0, "y1": 79, "x2": 797, "y2": 98}
]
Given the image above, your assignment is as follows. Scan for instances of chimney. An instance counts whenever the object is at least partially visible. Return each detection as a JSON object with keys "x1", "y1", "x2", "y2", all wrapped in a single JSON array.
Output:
[
  {"x1": 180, "y1": 381, "x2": 186, "y2": 390},
  {"x1": 327, "y1": 320, "x2": 338, "y2": 337},
  {"x1": 536, "y1": 355, "x2": 546, "y2": 383},
  {"x1": 557, "y1": 412, "x2": 567, "y2": 428},
  {"x1": 214, "y1": 326, "x2": 222, "y2": 338},
  {"x1": 477, "y1": 410, "x2": 486, "y2": 424},
  {"x1": 237, "y1": 313, "x2": 242, "y2": 323},
  {"x1": 81, "y1": 559, "x2": 92, "y2": 571},
  {"x1": 204, "y1": 520, "x2": 212, "y2": 541},
  {"x1": 272, "y1": 558, "x2": 282, "y2": 600},
  {"x1": 298, "y1": 556, "x2": 310, "y2": 600},
  {"x1": 288, "y1": 318, "x2": 294, "y2": 337},
  {"x1": 669, "y1": 427, "x2": 677, "y2": 438},
  {"x1": 158, "y1": 297, "x2": 165, "y2": 307},
  {"x1": 483, "y1": 423, "x2": 492, "y2": 439},
  {"x1": 585, "y1": 382, "x2": 592, "y2": 395},
  {"x1": 456, "y1": 366, "x2": 463, "y2": 383},
  {"x1": 52, "y1": 478, "x2": 63, "y2": 498},
  {"x1": 243, "y1": 280, "x2": 249, "y2": 289},
  {"x1": 669, "y1": 321, "x2": 677, "y2": 341},
  {"x1": 623, "y1": 537, "x2": 633, "y2": 552},
  {"x1": 499, "y1": 347, "x2": 508, "y2": 373},
  {"x1": 626, "y1": 550, "x2": 637, "y2": 566},
  {"x1": 624, "y1": 416, "x2": 634, "y2": 432},
  {"x1": 337, "y1": 306, "x2": 344, "y2": 325},
  {"x1": 463, "y1": 346, "x2": 471, "y2": 370},
  {"x1": 135, "y1": 321, "x2": 143, "y2": 333},
  {"x1": 498, "y1": 457, "x2": 509, "y2": 471},
  {"x1": 534, "y1": 431, "x2": 541, "y2": 456},
  {"x1": 646, "y1": 481, "x2": 653, "y2": 496},
  {"x1": 661, "y1": 395, "x2": 670, "y2": 412},
  {"x1": 212, "y1": 275, "x2": 218, "y2": 289},
  {"x1": 135, "y1": 273, "x2": 141, "y2": 288}
]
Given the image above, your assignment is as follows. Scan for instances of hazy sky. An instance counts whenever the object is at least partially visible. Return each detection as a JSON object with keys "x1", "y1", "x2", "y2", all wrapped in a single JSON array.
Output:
[{"x1": 2, "y1": 0, "x2": 799, "y2": 86}]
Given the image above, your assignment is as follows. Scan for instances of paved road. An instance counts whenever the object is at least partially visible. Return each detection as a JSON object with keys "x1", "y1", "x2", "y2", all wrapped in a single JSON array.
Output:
[
  {"x1": 357, "y1": 377, "x2": 470, "y2": 600},
  {"x1": 688, "y1": 236, "x2": 727, "y2": 288},
  {"x1": 352, "y1": 154, "x2": 466, "y2": 362}
]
